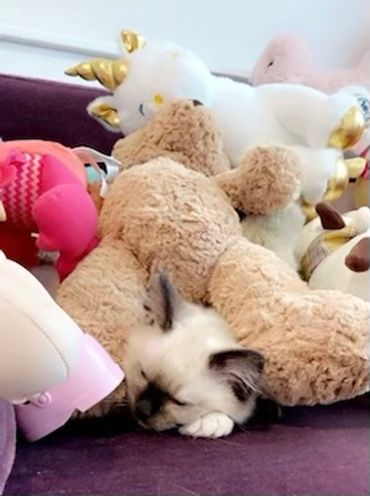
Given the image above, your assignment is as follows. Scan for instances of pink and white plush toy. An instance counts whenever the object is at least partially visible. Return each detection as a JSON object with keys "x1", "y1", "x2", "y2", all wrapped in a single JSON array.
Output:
[
  {"x1": 250, "y1": 34, "x2": 370, "y2": 92},
  {"x1": 0, "y1": 251, "x2": 124, "y2": 441},
  {"x1": 0, "y1": 140, "x2": 119, "y2": 280}
]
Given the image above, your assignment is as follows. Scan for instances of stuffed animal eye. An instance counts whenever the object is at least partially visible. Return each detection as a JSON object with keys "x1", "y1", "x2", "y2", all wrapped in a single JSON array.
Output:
[
  {"x1": 153, "y1": 94, "x2": 164, "y2": 105},
  {"x1": 139, "y1": 103, "x2": 145, "y2": 116},
  {"x1": 268, "y1": 60, "x2": 274, "y2": 68}
]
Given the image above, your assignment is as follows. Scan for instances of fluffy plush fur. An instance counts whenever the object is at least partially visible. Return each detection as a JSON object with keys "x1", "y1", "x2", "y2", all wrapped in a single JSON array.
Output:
[
  {"x1": 57, "y1": 147, "x2": 369, "y2": 420},
  {"x1": 241, "y1": 203, "x2": 305, "y2": 269},
  {"x1": 110, "y1": 100, "x2": 306, "y2": 267},
  {"x1": 125, "y1": 274, "x2": 263, "y2": 438}
]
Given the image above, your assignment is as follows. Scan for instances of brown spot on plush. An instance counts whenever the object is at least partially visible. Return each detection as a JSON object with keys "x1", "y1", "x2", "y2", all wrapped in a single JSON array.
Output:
[
  {"x1": 345, "y1": 238, "x2": 370, "y2": 272},
  {"x1": 315, "y1": 202, "x2": 346, "y2": 230}
]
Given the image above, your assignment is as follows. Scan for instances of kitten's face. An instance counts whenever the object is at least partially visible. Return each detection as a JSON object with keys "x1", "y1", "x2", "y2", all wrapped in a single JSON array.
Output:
[{"x1": 124, "y1": 275, "x2": 264, "y2": 433}]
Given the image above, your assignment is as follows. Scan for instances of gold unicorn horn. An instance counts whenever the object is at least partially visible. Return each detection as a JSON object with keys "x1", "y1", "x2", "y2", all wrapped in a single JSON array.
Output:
[
  {"x1": 121, "y1": 30, "x2": 145, "y2": 53},
  {"x1": 65, "y1": 58, "x2": 128, "y2": 91}
]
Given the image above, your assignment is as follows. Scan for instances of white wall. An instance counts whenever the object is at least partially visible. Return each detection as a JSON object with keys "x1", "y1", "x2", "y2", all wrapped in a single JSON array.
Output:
[{"x1": 0, "y1": 0, "x2": 369, "y2": 84}]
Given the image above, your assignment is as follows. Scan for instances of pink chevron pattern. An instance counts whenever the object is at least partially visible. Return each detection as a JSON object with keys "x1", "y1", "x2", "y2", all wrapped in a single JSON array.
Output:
[{"x1": 2, "y1": 152, "x2": 42, "y2": 230}]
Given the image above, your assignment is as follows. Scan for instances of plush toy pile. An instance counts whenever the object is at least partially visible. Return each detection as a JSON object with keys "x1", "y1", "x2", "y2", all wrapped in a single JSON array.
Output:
[
  {"x1": 2, "y1": 31, "x2": 370, "y2": 437},
  {"x1": 56, "y1": 99, "x2": 369, "y2": 417}
]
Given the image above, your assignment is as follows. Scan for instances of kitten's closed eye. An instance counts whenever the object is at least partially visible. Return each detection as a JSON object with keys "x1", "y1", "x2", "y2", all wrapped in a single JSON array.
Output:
[
  {"x1": 169, "y1": 397, "x2": 188, "y2": 407},
  {"x1": 140, "y1": 371, "x2": 188, "y2": 406}
]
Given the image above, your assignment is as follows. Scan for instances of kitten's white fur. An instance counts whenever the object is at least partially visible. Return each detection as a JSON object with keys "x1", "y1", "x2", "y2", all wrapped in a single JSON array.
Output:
[{"x1": 125, "y1": 296, "x2": 262, "y2": 439}]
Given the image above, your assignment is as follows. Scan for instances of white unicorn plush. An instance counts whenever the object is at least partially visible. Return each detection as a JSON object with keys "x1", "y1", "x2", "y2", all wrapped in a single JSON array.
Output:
[{"x1": 66, "y1": 30, "x2": 369, "y2": 209}]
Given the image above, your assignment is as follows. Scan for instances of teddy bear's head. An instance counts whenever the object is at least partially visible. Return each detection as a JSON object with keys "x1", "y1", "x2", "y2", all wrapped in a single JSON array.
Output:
[{"x1": 112, "y1": 99, "x2": 230, "y2": 176}]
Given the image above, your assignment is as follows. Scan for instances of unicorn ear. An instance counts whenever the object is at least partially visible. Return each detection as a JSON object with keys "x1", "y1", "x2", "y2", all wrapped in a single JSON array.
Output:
[
  {"x1": 87, "y1": 96, "x2": 121, "y2": 133},
  {"x1": 120, "y1": 30, "x2": 146, "y2": 53}
]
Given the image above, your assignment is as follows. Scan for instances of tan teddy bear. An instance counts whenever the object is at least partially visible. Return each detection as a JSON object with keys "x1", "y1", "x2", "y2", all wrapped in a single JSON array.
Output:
[
  {"x1": 57, "y1": 136, "x2": 369, "y2": 421},
  {"x1": 109, "y1": 100, "x2": 318, "y2": 270},
  {"x1": 112, "y1": 99, "x2": 230, "y2": 176}
]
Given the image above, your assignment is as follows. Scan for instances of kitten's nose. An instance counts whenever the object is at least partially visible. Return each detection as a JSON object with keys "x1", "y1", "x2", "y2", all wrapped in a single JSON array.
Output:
[{"x1": 135, "y1": 399, "x2": 153, "y2": 422}]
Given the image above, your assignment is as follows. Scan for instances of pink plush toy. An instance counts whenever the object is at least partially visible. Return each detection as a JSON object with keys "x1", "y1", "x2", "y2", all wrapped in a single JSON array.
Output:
[
  {"x1": 0, "y1": 141, "x2": 99, "y2": 280},
  {"x1": 250, "y1": 34, "x2": 370, "y2": 93}
]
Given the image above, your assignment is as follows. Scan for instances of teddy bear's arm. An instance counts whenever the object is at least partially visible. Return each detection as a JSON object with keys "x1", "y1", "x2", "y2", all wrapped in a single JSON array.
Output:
[{"x1": 215, "y1": 146, "x2": 302, "y2": 216}]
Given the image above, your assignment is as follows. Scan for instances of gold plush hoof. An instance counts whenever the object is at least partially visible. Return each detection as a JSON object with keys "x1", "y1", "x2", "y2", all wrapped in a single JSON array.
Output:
[
  {"x1": 300, "y1": 202, "x2": 317, "y2": 222},
  {"x1": 328, "y1": 107, "x2": 366, "y2": 150},
  {"x1": 300, "y1": 158, "x2": 352, "y2": 222},
  {"x1": 344, "y1": 157, "x2": 367, "y2": 179}
]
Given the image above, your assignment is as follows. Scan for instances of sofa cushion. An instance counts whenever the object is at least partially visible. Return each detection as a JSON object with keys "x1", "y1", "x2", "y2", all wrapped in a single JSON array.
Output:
[{"x1": 0, "y1": 74, "x2": 118, "y2": 154}]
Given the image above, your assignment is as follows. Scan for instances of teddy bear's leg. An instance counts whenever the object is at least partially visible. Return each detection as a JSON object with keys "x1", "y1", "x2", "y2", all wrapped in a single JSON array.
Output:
[
  {"x1": 262, "y1": 84, "x2": 367, "y2": 149},
  {"x1": 209, "y1": 237, "x2": 369, "y2": 406},
  {"x1": 33, "y1": 183, "x2": 98, "y2": 279},
  {"x1": 57, "y1": 238, "x2": 149, "y2": 417}
]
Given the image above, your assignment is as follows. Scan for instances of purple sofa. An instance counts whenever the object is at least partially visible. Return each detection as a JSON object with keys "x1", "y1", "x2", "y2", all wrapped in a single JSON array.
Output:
[
  {"x1": 1, "y1": 73, "x2": 369, "y2": 496},
  {"x1": 0, "y1": 401, "x2": 15, "y2": 495}
]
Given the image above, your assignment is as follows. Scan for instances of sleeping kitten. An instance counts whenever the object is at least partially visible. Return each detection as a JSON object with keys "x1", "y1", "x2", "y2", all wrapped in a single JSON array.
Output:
[{"x1": 124, "y1": 274, "x2": 264, "y2": 438}]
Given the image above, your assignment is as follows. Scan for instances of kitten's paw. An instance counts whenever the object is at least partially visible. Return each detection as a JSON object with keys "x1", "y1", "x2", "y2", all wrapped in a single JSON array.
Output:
[{"x1": 179, "y1": 412, "x2": 234, "y2": 439}]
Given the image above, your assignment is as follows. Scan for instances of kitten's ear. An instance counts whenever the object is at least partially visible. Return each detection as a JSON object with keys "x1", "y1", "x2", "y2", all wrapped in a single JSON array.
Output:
[
  {"x1": 209, "y1": 349, "x2": 265, "y2": 401},
  {"x1": 145, "y1": 273, "x2": 182, "y2": 331}
]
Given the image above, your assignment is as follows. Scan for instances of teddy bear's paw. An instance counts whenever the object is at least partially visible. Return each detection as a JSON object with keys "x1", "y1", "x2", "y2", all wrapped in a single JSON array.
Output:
[{"x1": 179, "y1": 412, "x2": 234, "y2": 438}]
